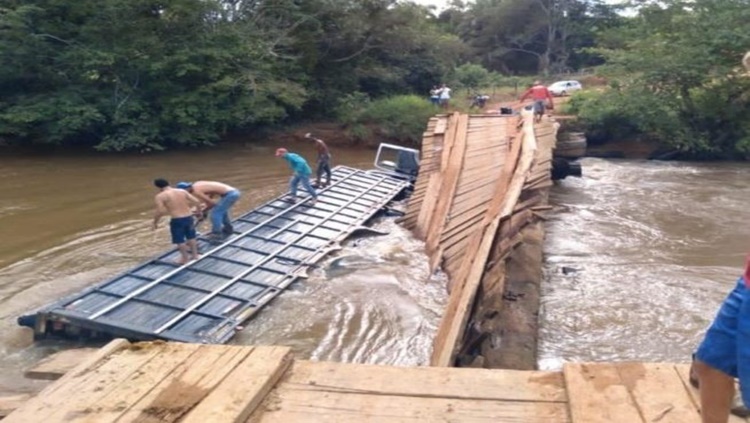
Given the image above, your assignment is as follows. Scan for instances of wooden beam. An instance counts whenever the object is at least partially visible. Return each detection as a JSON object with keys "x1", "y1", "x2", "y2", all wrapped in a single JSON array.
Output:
[
  {"x1": 0, "y1": 394, "x2": 31, "y2": 419},
  {"x1": 615, "y1": 362, "x2": 699, "y2": 423},
  {"x1": 425, "y1": 113, "x2": 469, "y2": 261},
  {"x1": 24, "y1": 348, "x2": 97, "y2": 381},
  {"x1": 284, "y1": 360, "x2": 567, "y2": 402},
  {"x1": 431, "y1": 117, "x2": 526, "y2": 367},
  {"x1": 181, "y1": 346, "x2": 293, "y2": 423},
  {"x1": 563, "y1": 363, "x2": 644, "y2": 423}
]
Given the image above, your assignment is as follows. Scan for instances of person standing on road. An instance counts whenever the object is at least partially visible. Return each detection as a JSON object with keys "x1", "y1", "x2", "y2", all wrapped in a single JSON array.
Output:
[
  {"x1": 152, "y1": 178, "x2": 202, "y2": 264},
  {"x1": 519, "y1": 80, "x2": 554, "y2": 123},
  {"x1": 305, "y1": 133, "x2": 332, "y2": 188},
  {"x1": 176, "y1": 181, "x2": 241, "y2": 240},
  {"x1": 275, "y1": 148, "x2": 318, "y2": 205}
]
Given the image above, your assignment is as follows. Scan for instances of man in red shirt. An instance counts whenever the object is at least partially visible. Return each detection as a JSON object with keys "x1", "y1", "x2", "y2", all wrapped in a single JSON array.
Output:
[
  {"x1": 694, "y1": 254, "x2": 750, "y2": 422},
  {"x1": 519, "y1": 81, "x2": 554, "y2": 123}
]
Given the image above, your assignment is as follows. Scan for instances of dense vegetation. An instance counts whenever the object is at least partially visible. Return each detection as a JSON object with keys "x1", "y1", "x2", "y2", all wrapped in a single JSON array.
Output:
[
  {"x1": 1, "y1": 0, "x2": 748, "y2": 157},
  {"x1": 567, "y1": 0, "x2": 750, "y2": 159}
]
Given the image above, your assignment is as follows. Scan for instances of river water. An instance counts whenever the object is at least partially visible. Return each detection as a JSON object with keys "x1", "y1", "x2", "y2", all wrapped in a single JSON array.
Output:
[
  {"x1": 2, "y1": 146, "x2": 748, "y2": 394},
  {"x1": 540, "y1": 158, "x2": 750, "y2": 369},
  {"x1": 0, "y1": 142, "x2": 445, "y2": 394}
]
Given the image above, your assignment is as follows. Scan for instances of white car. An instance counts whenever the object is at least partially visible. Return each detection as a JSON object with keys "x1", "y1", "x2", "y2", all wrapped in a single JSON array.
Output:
[{"x1": 548, "y1": 80, "x2": 582, "y2": 96}]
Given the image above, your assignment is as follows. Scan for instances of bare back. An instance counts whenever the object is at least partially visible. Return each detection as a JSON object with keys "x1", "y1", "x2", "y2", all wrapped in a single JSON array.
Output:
[
  {"x1": 192, "y1": 181, "x2": 235, "y2": 199},
  {"x1": 155, "y1": 188, "x2": 199, "y2": 218},
  {"x1": 314, "y1": 139, "x2": 330, "y2": 157}
]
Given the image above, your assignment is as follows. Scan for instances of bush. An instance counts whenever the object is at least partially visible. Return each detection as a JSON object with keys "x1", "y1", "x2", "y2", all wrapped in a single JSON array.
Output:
[
  {"x1": 344, "y1": 95, "x2": 438, "y2": 145},
  {"x1": 566, "y1": 87, "x2": 683, "y2": 147}
]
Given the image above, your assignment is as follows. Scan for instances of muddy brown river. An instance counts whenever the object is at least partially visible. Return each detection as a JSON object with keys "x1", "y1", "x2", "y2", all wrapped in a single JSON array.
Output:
[
  {"x1": 0, "y1": 142, "x2": 445, "y2": 393},
  {"x1": 1, "y1": 146, "x2": 748, "y2": 394},
  {"x1": 540, "y1": 158, "x2": 750, "y2": 369}
]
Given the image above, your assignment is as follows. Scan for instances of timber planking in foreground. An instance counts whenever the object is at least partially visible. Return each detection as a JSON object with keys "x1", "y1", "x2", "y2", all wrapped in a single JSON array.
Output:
[{"x1": 6, "y1": 340, "x2": 743, "y2": 423}]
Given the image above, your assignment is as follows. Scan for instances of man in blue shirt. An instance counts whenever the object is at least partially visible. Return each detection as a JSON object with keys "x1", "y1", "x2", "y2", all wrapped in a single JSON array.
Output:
[{"x1": 276, "y1": 148, "x2": 317, "y2": 205}]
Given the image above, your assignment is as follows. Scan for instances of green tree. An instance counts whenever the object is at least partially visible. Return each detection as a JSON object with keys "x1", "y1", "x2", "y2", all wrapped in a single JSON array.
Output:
[
  {"x1": 575, "y1": 0, "x2": 750, "y2": 157},
  {"x1": 453, "y1": 63, "x2": 491, "y2": 90}
]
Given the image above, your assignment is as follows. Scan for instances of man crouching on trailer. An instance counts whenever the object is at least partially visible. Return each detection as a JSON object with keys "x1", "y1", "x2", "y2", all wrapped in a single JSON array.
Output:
[{"x1": 152, "y1": 178, "x2": 202, "y2": 264}]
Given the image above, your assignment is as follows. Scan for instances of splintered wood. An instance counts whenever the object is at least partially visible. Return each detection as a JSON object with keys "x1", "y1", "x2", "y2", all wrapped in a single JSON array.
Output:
[{"x1": 403, "y1": 111, "x2": 559, "y2": 367}]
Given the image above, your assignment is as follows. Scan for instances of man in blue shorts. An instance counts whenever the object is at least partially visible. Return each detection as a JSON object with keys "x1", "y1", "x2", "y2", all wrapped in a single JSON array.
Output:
[
  {"x1": 694, "y1": 254, "x2": 750, "y2": 423},
  {"x1": 152, "y1": 178, "x2": 203, "y2": 264}
]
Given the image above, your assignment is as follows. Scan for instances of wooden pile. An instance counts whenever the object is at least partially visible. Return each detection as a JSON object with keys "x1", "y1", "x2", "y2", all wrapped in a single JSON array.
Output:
[{"x1": 401, "y1": 111, "x2": 559, "y2": 367}]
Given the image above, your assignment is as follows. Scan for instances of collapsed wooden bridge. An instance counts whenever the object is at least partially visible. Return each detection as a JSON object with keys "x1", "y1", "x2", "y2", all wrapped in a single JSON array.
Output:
[
  {"x1": 401, "y1": 110, "x2": 558, "y2": 367},
  {"x1": 7, "y1": 111, "x2": 718, "y2": 422}
]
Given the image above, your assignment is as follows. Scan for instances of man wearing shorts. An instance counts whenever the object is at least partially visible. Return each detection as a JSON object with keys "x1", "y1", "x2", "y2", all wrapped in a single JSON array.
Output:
[
  {"x1": 152, "y1": 178, "x2": 202, "y2": 264},
  {"x1": 694, "y1": 254, "x2": 750, "y2": 422},
  {"x1": 519, "y1": 80, "x2": 554, "y2": 123}
]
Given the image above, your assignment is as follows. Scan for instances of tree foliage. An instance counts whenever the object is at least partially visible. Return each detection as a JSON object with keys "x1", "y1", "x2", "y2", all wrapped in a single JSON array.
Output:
[
  {"x1": 570, "y1": 0, "x2": 750, "y2": 158},
  {"x1": 0, "y1": 0, "x2": 464, "y2": 150}
]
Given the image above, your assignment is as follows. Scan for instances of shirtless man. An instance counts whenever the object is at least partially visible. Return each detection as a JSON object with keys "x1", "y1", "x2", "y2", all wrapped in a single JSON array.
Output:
[
  {"x1": 305, "y1": 132, "x2": 332, "y2": 187},
  {"x1": 152, "y1": 178, "x2": 202, "y2": 264},
  {"x1": 175, "y1": 181, "x2": 241, "y2": 240}
]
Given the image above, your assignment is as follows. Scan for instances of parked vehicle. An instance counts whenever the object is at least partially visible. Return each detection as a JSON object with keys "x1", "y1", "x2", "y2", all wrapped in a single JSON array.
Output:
[{"x1": 548, "y1": 80, "x2": 582, "y2": 96}]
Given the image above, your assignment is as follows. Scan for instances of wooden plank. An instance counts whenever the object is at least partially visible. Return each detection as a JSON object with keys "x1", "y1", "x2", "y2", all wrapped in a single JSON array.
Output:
[
  {"x1": 251, "y1": 389, "x2": 569, "y2": 423},
  {"x1": 563, "y1": 363, "x2": 644, "y2": 423},
  {"x1": 615, "y1": 362, "x2": 699, "y2": 423},
  {"x1": 48, "y1": 343, "x2": 201, "y2": 422},
  {"x1": 181, "y1": 346, "x2": 293, "y2": 423},
  {"x1": 0, "y1": 394, "x2": 31, "y2": 418},
  {"x1": 431, "y1": 117, "x2": 526, "y2": 367},
  {"x1": 426, "y1": 113, "x2": 469, "y2": 259},
  {"x1": 105, "y1": 345, "x2": 254, "y2": 423},
  {"x1": 4, "y1": 340, "x2": 161, "y2": 423},
  {"x1": 282, "y1": 360, "x2": 567, "y2": 402},
  {"x1": 24, "y1": 348, "x2": 98, "y2": 380}
]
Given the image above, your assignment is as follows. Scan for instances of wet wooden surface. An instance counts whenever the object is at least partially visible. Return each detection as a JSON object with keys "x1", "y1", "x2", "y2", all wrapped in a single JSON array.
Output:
[{"x1": 5, "y1": 340, "x2": 732, "y2": 422}]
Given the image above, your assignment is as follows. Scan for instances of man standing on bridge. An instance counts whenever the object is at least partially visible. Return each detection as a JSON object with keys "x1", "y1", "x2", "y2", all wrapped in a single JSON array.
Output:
[
  {"x1": 519, "y1": 80, "x2": 554, "y2": 123},
  {"x1": 152, "y1": 178, "x2": 202, "y2": 264},
  {"x1": 275, "y1": 148, "x2": 317, "y2": 205},
  {"x1": 305, "y1": 132, "x2": 332, "y2": 188},
  {"x1": 176, "y1": 181, "x2": 241, "y2": 241}
]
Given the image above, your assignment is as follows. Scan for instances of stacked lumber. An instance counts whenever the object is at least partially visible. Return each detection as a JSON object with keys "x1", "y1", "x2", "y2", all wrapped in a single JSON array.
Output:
[{"x1": 401, "y1": 111, "x2": 559, "y2": 367}]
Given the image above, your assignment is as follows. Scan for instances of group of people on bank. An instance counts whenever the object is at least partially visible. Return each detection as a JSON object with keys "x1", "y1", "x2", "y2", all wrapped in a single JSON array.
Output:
[
  {"x1": 429, "y1": 84, "x2": 451, "y2": 108},
  {"x1": 151, "y1": 134, "x2": 331, "y2": 264}
]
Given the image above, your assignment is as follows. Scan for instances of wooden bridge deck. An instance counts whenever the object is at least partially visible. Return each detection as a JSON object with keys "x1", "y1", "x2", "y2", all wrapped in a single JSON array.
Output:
[
  {"x1": 4, "y1": 340, "x2": 738, "y2": 423},
  {"x1": 400, "y1": 111, "x2": 558, "y2": 367}
]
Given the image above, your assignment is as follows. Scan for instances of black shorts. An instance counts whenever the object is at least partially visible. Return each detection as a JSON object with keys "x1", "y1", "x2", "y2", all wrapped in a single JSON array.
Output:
[{"x1": 170, "y1": 216, "x2": 196, "y2": 244}]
